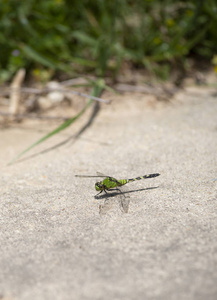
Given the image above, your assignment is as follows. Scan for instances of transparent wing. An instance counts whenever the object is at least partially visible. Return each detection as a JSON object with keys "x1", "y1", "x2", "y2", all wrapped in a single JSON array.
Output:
[
  {"x1": 96, "y1": 172, "x2": 108, "y2": 177},
  {"x1": 99, "y1": 184, "x2": 130, "y2": 214},
  {"x1": 75, "y1": 171, "x2": 108, "y2": 178},
  {"x1": 116, "y1": 184, "x2": 130, "y2": 213}
]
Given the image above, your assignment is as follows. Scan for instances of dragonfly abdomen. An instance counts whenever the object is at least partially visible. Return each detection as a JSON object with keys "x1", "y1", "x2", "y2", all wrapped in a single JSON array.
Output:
[{"x1": 124, "y1": 173, "x2": 160, "y2": 184}]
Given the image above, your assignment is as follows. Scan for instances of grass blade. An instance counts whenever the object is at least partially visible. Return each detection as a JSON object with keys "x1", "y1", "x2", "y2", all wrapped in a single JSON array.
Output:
[{"x1": 8, "y1": 80, "x2": 105, "y2": 165}]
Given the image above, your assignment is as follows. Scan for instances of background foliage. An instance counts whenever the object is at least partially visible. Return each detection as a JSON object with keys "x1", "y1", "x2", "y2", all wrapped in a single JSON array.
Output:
[{"x1": 1, "y1": 0, "x2": 217, "y2": 82}]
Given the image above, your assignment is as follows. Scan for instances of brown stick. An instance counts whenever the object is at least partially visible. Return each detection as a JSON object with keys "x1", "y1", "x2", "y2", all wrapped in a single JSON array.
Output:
[{"x1": 9, "y1": 69, "x2": 26, "y2": 115}]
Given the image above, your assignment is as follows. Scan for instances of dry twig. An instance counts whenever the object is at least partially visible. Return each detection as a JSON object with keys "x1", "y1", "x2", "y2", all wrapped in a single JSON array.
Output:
[{"x1": 9, "y1": 69, "x2": 26, "y2": 115}]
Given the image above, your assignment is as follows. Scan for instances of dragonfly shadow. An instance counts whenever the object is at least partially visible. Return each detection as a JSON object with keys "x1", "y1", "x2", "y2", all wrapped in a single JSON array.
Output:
[
  {"x1": 96, "y1": 186, "x2": 159, "y2": 214},
  {"x1": 94, "y1": 186, "x2": 159, "y2": 200}
]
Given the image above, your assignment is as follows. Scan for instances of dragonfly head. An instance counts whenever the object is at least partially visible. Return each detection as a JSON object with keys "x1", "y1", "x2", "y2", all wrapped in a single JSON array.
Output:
[{"x1": 95, "y1": 181, "x2": 103, "y2": 191}]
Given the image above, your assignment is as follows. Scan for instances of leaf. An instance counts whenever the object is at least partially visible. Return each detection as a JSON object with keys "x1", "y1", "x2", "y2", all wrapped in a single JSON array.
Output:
[
  {"x1": 8, "y1": 80, "x2": 105, "y2": 165},
  {"x1": 22, "y1": 44, "x2": 58, "y2": 69}
]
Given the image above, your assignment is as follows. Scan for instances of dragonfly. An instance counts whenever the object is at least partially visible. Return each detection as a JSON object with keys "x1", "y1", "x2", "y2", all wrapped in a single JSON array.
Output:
[
  {"x1": 75, "y1": 172, "x2": 160, "y2": 196},
  {"x1": 76, "y1": 172, "x2": 160, "y2": 213}
]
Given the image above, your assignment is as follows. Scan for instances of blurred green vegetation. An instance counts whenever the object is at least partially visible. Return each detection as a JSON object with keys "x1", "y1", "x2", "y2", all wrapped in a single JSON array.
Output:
[{"x1": 1, "y1": 0, "x2": 217, "y2": 83}]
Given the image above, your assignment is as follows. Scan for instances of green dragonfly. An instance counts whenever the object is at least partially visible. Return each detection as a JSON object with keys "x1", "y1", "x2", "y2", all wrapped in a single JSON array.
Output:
[{"x1": 75, "y1": 172, "x2": 160, "y2": 196}]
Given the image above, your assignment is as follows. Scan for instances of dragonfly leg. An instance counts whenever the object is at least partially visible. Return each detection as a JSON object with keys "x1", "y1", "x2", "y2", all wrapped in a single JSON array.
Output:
[
  {"x1": 95, "y1": 190, "x2": 103, "y2": 196},
  {"x1": 95, "y1": 188, "x2": 109, "y2": 196},
  {"x1": 116, "y1": 188, "x2": 124, "y2": 196}
]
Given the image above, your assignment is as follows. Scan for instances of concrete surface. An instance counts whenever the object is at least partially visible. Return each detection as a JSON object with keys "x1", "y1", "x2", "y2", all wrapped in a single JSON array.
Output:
[{"x1": 0, "y1": 88, "x2": 217, "y2": 300}]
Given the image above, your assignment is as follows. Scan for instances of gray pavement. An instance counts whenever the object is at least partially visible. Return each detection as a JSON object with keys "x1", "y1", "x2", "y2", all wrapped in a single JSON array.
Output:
[{"x1": 0, "y1": 88, "x2": 217, "y2": 300}]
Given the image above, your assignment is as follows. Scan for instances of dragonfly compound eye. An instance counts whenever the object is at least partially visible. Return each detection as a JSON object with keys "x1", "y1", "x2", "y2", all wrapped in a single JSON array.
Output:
[{"x1": 95, "y1": 182, "x2": 103, "y2": 191}]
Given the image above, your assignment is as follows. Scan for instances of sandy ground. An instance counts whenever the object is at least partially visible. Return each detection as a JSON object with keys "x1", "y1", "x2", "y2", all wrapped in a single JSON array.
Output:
[{"x1": 0, "y1": 87, "x2": 217, "y2": 300}]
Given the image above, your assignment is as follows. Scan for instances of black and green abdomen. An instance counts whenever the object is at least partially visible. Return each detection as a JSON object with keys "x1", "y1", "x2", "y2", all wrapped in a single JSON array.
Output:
[{"x1": 119, "y1": 173, "x2": 160, "y2": 185}]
